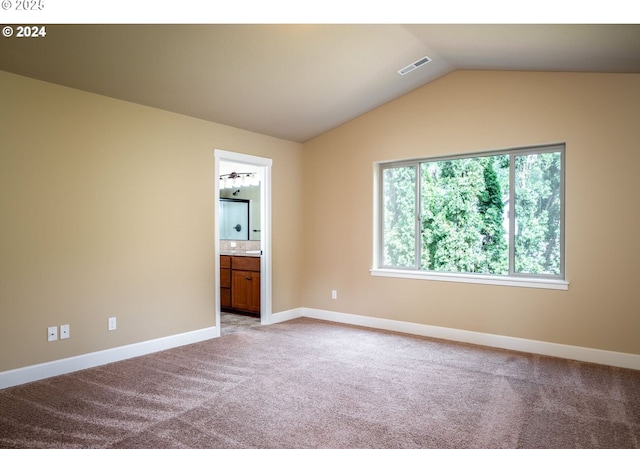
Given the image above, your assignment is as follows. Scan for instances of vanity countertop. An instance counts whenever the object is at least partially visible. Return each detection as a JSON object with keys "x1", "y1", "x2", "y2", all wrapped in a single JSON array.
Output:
[{"x1": 220, "y1": 250, "x2": 261, "y2": 257}]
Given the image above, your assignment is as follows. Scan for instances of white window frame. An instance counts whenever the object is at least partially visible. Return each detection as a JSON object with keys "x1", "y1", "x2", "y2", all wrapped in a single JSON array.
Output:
[{"x1": 371, "y1": 144, "x2": 569, "y2": 290}]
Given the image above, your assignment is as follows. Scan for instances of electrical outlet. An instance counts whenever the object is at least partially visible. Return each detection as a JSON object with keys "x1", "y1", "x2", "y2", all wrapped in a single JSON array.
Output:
[
  {"x1": 47, "y1": 326, "x2": 58, "y2": 342},
  {"x1": 108, "y1": 316, "x2": 117, "y2": 331},
  {"x1": 60, "y1": 324, "x2": 70, "y2": 339},
  {"x1": 331, "y1": 290, "x2": 338, "y2": 300}
]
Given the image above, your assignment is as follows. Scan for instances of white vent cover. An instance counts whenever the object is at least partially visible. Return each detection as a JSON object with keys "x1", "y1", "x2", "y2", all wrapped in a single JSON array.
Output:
[{"x1": 397, "y1": 56, "x2": 432, "y2": 75}]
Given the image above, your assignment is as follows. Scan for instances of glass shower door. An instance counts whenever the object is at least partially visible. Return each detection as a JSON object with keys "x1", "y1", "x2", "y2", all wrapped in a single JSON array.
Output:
[{"x1": 220, "y1": 199, "x2": 250, "y2": 240}]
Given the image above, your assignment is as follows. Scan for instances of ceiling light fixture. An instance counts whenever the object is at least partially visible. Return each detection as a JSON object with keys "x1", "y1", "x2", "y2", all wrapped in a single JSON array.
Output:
[
  {"x1": 219, "y1": 171, "x2": 259, "y2": 189},
  {"x1": 397, "y1": 56, "x2": 432, "y2": 75}
]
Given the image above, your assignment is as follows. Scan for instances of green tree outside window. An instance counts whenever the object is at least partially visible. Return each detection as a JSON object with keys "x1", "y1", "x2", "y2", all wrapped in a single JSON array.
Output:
[{"x1": 380, "y1": 145, "x2": 563, "y2": 278}]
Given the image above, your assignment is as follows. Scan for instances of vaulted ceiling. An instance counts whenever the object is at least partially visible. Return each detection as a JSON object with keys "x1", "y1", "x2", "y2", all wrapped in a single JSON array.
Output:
[{"x1": 1, "y1": 24, "x2": 639, "y2": 142}]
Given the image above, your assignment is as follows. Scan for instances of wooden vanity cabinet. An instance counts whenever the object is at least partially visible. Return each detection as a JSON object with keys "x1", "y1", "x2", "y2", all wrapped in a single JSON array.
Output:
[
  {"x1": 231, "y1": 269, "x2": 261, "y2": 313},
  {"x1": 220, "y1": 255, "x2": 260, "y2": 315}
]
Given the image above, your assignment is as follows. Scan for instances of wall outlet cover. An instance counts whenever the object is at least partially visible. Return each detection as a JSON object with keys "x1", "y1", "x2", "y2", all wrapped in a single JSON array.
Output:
[{"x1": 47, "y1": 326, "x2": 58, "y2": 342}]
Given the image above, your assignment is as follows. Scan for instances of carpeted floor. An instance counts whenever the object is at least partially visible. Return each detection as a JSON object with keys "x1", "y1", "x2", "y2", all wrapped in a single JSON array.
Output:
[{"x1": 1, "y1": 318, "x2": 639, "y2": 448}]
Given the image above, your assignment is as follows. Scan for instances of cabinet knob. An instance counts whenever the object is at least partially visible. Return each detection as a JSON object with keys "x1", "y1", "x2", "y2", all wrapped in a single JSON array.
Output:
[{"x1": 245, "y1": 277, "x2": 252, "y2": 281}]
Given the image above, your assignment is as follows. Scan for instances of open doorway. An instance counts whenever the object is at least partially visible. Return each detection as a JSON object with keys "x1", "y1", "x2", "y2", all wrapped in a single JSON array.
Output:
[{"x1": 214, "y1": 149, "x2": 272, "y2": 337}]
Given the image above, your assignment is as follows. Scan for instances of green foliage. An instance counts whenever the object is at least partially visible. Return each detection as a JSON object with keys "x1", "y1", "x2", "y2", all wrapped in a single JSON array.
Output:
[
  {"x1": 381, "y1": 149, "x2": 562, "y2": 277},
  {"x1": 421, "y1": 156, "x2": 508, "y2": 274},
  {"x1": 513, "y1": 152, "x2": 562, "y2": 275},
  {"x1": 478, "y1": 156, "x2": 509, "y2": 273},
  {"x1": 382, "y1": 165, "x2": 416, "y2": 267}
]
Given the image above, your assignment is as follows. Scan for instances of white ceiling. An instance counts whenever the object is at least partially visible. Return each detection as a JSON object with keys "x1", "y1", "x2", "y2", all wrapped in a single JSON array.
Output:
[{"x1": 1, "y1": 24, "x2": 639, "y2": 143}]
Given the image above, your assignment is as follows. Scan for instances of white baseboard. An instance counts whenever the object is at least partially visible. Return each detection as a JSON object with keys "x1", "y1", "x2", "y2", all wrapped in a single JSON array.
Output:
[
  {"x1": 270, "y1": 308, "x2": 304, "y2": 324},
  {"x1": 4, "y1": 308, "x2": 638, "y2": 390},
  {"x1": 0, "y1": 326, "x2": 217, "y2": 390},
  {"x1": 298, "y1": 308, "x2": 640, "y2": 371}
]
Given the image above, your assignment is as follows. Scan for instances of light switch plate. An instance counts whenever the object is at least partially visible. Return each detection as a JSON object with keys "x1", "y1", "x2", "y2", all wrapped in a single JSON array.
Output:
[
  {"x1": 60, "y1": 324, "x2": 70, "y2": 339},
  {"x1": 108, "y1": 317, "x2": 117, "y2": 331}
]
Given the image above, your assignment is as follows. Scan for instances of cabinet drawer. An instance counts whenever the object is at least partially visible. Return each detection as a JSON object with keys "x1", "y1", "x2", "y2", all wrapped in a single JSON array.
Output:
[
  {"x1": 220, "y1": 287, "x2": 231, "y2": 308},
  {"x1": 220, "y1": 255, "x2": 231, "y2": 269},
  {"x1": 231, "y1": 256, "x2": 260, "y2": 272},
  {"x1": 220, "y1": 268, "x2": 231, "y2": 288}
]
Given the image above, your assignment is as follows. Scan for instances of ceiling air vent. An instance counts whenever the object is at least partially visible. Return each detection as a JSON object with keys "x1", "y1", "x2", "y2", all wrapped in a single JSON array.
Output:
[{"x1": 397, "y1": 56, "x2": 432, "y2": 75}]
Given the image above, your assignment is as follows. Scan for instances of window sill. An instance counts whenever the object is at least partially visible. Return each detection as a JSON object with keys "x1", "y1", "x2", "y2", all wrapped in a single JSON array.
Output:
[{"x1": 370, "y1": 268, "x2": 569, "y2": 290}]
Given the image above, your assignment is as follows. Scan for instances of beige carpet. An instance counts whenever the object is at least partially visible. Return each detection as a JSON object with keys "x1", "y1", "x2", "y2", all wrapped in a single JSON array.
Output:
[{"x1": 1, "y1": 318, "x2": 638, "y2": 448}]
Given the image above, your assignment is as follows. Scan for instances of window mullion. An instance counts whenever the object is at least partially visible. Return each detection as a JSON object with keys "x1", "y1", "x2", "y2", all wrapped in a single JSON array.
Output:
[
  {"x1": 509, "y1": 153, "x2": 516, "y2": 276},
  {"x1": 377, "y1": 164, "x2": 384, "y2": 269},
  {"x1": 415, "y1": 163, "x2": 421, "y2": 270}
]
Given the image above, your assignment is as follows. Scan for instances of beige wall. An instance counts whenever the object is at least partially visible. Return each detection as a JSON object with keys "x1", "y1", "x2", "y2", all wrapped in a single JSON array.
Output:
[
  {"x1": 301, "y1": 70, "x2": 640, "y2": 355},
  {"x1": 2, "y1": 68, "x2": 638, "y2": 374},
  {"x1": 0, "y1": 70, "x2": 303, "y2": 372}
]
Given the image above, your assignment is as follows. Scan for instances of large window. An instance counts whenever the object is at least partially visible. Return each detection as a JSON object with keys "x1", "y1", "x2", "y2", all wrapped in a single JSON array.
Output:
[{"x1": 375, "y1": 144, "x2": 566, "y2": 289}]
